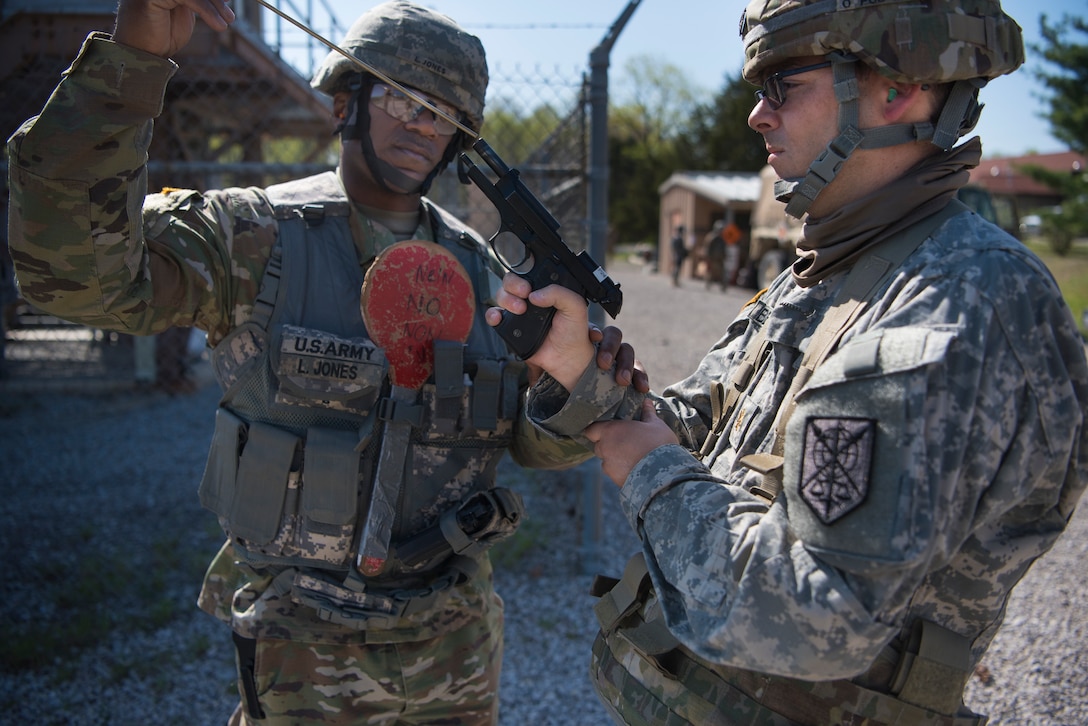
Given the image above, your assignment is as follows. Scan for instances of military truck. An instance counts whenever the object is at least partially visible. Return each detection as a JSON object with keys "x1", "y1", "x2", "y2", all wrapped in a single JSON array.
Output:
[{"x1": 744, "y1": 164, "x2": 803, "y2": 290}]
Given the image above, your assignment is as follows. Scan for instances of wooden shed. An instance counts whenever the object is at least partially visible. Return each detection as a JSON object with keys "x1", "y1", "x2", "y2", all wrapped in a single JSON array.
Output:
[{"x1": 657, "y1": 170, "x2": 761, "y2": 280}]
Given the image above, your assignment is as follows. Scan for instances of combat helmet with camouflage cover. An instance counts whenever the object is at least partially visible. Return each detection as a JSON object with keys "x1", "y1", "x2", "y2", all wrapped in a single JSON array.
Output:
[
  {"x1": 311, "y1": 1, "x2": 488, "y2": 194},
  {"x1": 739, "y1": 0, "x2": 1024, "y2": 216},
  {"x1": 312, "y1": 0, "x2": 488, "y2": 136}
]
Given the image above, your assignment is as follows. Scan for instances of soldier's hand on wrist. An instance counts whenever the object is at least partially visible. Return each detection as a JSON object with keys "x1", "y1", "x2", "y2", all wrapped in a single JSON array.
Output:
[
  {"x1": 593, "y1": 325, "x2": 649, "y2": 393},
  {"x1": 585, "y1": 400, "x2": 676, "y2": 486}
]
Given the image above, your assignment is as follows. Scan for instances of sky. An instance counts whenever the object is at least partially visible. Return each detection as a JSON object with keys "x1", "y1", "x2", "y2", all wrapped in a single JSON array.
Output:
[{"x1": 274, "y1": 0, "x2": 1084, "y2": 159}]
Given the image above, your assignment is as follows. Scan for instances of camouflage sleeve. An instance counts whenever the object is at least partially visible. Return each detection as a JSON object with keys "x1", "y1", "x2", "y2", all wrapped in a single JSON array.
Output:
[
  {"x1": 504, "y1": 347, "x2": 640, "y2": 469},
  {"x1": 6, "y1": 33, "x2": 275, "y2": 342},
  {"x1": 619, "y1": 243, "x2": 1088, "y2": 680},
  {"x1": 506, "y1": 395, "x2": 596, "y2": 470},
  {"x1": 523, "y1": 345, "x2": 729, "y2": 442},
  {"x1": 524, "y1": 353, "x2": 649, "y2": 431},
  {"x1": 515, "y1": 324, "x2": 739, "y2": 470},
  {"x1": 619, "y1": 386, "x2": 902, "y2": 679}
]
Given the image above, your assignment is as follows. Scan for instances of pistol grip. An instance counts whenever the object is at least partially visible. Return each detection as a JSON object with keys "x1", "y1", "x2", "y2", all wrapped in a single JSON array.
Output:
[{"x1": 496, "y1": 302, "x2": 555, "y2": 359}]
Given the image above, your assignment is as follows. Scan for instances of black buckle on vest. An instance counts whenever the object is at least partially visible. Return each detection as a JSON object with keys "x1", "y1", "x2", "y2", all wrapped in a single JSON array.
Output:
[
  {"x1": 302, "y1": 204, "x2": 326, "y2": 226},
  {"x1": 378, "y1": 397, "x2": 424, "y2": 427}
]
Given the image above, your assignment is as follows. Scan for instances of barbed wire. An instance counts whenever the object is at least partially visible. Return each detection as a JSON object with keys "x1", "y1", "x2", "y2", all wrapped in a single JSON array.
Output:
[{"x1": 464, "y1": 23, "x2": 606, "y2": 30}]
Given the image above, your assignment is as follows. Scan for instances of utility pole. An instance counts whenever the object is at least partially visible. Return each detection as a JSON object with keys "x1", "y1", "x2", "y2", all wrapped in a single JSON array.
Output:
[{"x1": 581, "y1": 0, "x2": 641, "y2": 574}]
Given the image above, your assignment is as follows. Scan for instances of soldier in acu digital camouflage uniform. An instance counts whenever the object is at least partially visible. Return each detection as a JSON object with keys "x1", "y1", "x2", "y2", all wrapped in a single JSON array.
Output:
[
  {"x1": 489, "y1": 0, "x2": 1088, "y2": 723},
  {"x1": 6, "y1": 1, "x2": 645, "y2": 723}
]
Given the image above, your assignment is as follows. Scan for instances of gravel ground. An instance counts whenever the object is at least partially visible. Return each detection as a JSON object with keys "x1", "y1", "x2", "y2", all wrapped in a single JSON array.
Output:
[{"x1": 1, "y1": 259, "x2": 1085, "y2": 725}]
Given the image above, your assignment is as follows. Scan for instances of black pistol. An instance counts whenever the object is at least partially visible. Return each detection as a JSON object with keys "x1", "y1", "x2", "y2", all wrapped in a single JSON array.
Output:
[{"x1": 460, "y1": 138, "x2": 623, "y2": 358}]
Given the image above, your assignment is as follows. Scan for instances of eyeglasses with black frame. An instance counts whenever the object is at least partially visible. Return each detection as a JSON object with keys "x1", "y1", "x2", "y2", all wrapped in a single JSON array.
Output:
[
  {"x1": 369, "y1": 83, "x2": 462, "y2": 136},
  {"x1": 754, "y1": 61, "x2": 833, "y2": 110}
]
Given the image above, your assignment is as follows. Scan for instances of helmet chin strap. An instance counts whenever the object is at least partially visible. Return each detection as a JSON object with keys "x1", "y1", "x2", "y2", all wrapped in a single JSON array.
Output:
[
  {"x1": 775, "y1": 56, "x2": 984, "y2": 219},
  {"x1": 775, "y1": 59, "x2": 864, "y2": 218},
  {"x1": 339, "y1": 75, "x2": 458, "y2": 196}
]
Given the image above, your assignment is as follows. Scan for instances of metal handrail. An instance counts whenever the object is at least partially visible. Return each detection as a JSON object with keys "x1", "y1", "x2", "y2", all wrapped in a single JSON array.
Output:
[{"x1": 261, "y1": 0, "x2": 347, "y2": 78}]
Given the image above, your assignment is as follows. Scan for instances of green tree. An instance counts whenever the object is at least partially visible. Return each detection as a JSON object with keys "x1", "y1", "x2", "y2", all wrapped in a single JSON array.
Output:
[
  {"x1": 606, "y1": 63, "x2": 770, "y2": 246},
  {"x1": 607, "y1": 55, "x2": 701, "y2": 246},
  {"x1": 1034, "y1": 15, "x2": 1088, "y2": 153},
  {"x1": 479, "y1": 99, "x2": 565, "y2": 163},
  {"x1": 1022, "y1": 13, "x2": 1088, "y2": 255},
  {"x1": 676, "y1": 71, "x2": 766, "y2": 173}
]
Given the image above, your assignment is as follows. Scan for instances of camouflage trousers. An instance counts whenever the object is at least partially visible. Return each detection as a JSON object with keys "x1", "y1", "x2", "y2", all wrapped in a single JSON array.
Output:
[{"x1": 228, "y1": 591, "x2": 504, "y2": 725}]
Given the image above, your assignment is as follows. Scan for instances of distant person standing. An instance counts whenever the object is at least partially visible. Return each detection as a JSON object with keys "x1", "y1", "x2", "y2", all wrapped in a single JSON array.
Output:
[
  {"x1": 154, "y1": 326, "x2": 197, "y2": 394},
  {"x1": 670, "y1": 225, "x2": 687, "y2": 286},
  {"x1": 720, "y1": 220, "x2": 746, "y2": 288},
  {"x1": 703, "y1": 221, "x2": 727, "y2": 290}
]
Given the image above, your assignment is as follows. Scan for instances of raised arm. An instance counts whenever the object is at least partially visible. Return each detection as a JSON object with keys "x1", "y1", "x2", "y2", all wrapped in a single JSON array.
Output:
[{"x1": 113, "y1": 0, "x2": 235, "y2": 58}]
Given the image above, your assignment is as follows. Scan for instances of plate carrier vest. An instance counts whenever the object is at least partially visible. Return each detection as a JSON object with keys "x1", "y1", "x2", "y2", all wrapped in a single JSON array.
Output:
[{"x1": 197, "y1": 172, "x2": 525, "y2": 630}]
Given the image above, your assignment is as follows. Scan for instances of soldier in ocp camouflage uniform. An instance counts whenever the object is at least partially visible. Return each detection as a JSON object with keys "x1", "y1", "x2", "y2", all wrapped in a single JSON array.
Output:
[
  {"x1": 5, "y1": 1, "x2": 644, "y2": 723},
  {"x1": 489, "y1": 0, "x2": 1088, "y2": 723}
]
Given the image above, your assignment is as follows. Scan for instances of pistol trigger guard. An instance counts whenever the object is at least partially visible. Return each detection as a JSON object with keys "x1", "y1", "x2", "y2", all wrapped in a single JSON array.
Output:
[
  {"x1": 456, "y1": 153, "x2": 472, "y2": 184},
  {"x1": 489, "y1": 233, "x2": 532, "y2": 274}
]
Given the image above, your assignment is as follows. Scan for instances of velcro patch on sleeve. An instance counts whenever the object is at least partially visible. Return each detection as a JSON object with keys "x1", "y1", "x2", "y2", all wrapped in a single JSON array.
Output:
[{"x1": 799, "y1": 417, "x2": 875, "y2": 524}]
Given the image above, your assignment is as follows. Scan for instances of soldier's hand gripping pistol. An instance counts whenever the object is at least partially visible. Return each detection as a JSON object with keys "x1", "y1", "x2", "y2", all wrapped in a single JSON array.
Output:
[{"x1": 460, "y1": 139, "x2": 623, "y2": 359}]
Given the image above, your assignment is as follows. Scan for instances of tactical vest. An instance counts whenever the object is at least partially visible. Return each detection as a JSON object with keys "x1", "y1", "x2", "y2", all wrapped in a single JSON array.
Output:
[
  {"x1": 197, "y1": 172, "x2": 524, "y2": 630},
  {"x1": 591, "y1": 202, "x2": 987, "y2": 725}
]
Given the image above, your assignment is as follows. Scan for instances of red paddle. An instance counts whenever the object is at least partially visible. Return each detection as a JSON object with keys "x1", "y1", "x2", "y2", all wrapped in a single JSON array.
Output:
[
  {"x1": 360, "y1": 240, "x2": 476, "y2": 388},
  {"x1": 355, "y1": 240, "x2": 476, "y2": 576}
]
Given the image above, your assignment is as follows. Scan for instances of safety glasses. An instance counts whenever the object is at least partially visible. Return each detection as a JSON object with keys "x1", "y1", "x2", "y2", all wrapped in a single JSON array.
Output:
[
  {"x1": 754, "y1": 61, "x2": 832, "y2": 110},
  {"x1": 369, "y1": 83, "x2": 462, "y2": 136}
]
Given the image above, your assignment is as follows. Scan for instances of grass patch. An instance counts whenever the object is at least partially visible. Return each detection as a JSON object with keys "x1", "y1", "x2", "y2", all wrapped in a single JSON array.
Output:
[
  {"x1": 3, "y1": 585, "x2": 126, "y2": 672},
  {"x1": 0, "y1": 528, "x2": 216, "y2": 675},
  {"x1": 1026, "y1": 238, "x2": 1088, "y2": 337},
  {"x1": 490, "y1": 517, "x2": 545, "y2": 569},
  {"x1": 0, "y1": 395, "x2": 44, "y2": 419}
]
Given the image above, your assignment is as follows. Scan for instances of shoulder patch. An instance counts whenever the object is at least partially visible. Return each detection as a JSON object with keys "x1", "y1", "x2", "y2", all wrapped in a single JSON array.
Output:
[{"x1": 799, "y1": 417, "x2": 874, "y2": 524}]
